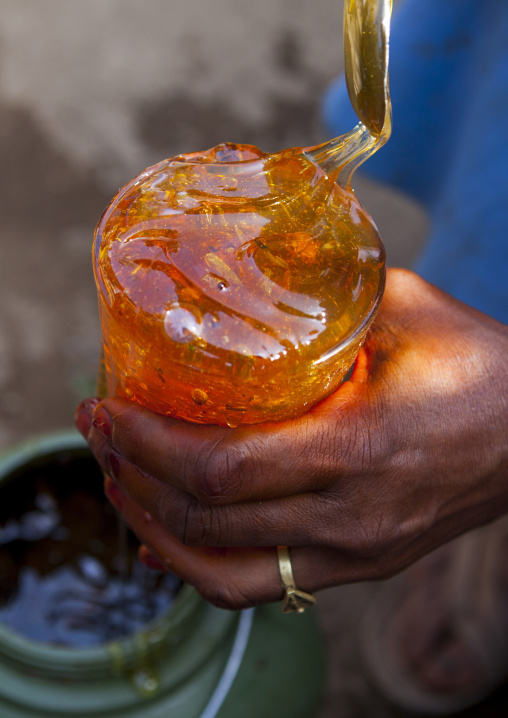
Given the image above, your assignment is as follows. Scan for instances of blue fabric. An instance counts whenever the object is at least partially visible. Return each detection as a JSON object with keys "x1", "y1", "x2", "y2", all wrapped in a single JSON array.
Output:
[{"x1": 323, "y1": 0, "x2": 508, "y2": 323}]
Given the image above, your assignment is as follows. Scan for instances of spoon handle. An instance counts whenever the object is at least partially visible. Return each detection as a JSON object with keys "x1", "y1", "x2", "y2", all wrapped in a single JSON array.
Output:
[
  {"x1": 344, "y1": 0, "x2": 392, "y2": 138},
  {"x1": 306, "y1": 0, "x2": 392, "y2": 188}
]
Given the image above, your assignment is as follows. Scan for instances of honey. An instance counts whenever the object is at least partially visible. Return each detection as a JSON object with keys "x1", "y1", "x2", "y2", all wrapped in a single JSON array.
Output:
[{"x1": 94, "y1": 143, "x2": 385, "y2": 426}]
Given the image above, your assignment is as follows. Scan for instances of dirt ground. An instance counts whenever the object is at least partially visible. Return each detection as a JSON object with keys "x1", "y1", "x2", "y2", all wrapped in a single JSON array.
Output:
[{"x1": 2, "y1": 2, "x2": 506, "y2": 716}]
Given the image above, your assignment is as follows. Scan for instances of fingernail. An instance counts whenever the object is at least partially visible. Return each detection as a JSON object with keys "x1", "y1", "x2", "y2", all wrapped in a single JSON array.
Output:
[
  {"x1": 105, "y1": 477, "x2": 124, "y2": 511},
  {"x1": 93, "y1": 407, "x2": 112, "y2": 440},
  {"x1": 108, "y1": 452, "x2": 120, "y2": 481},
  {"x1": 74, "y1": 398, "x2": 99, "y2": 437},
  {"x1": 140, "y1": 549, "x2": 166, "y2": 572}
]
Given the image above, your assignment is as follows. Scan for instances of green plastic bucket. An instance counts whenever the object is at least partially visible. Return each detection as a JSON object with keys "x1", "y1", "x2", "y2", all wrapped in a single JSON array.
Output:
[{"x1": 0, "y1": 431, "x2": 325, "y2": 717}]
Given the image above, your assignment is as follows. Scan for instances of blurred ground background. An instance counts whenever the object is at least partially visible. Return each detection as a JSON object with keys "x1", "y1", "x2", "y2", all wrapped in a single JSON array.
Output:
[{"x1": 0, "y1": 1, "x2": 435, "y2": 715}]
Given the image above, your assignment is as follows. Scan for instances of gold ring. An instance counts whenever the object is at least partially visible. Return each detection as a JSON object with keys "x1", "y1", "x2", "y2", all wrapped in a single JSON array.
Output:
[{"x1": 277, "y1": 545, "x2": 316, "y2": 614}]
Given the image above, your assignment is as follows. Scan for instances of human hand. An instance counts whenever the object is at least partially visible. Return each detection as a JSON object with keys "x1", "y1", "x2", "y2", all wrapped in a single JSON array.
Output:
[{"x1": 76, "y1": 269, "x2": 508, "y2": 609}]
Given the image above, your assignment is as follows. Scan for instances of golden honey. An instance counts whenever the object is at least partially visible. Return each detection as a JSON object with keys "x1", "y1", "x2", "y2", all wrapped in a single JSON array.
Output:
[{"x1": 94, "y1": 142, "x2": 385, "y2": 426}]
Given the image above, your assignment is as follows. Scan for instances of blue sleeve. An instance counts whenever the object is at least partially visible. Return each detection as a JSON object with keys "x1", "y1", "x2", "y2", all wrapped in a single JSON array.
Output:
[{"x1": 323, "y1": 0, "x2": 508, "y2": 323}]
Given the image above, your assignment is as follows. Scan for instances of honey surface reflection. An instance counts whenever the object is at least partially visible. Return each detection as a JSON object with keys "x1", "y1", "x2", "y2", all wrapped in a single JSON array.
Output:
[{"x1": 94, "y1": 143, "x2": 385, "y2": 426}]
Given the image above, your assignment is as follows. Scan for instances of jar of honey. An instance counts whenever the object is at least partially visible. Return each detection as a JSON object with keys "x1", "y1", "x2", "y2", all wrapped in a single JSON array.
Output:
[{"x1": 93, "y1": 142, "x2": 385, "y2": 426}]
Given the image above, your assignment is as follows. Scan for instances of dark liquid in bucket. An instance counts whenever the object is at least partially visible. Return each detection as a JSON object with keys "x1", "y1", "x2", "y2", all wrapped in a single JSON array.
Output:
[{"x1": 0, "y1": 449, "x2": 180, "y2": 647}]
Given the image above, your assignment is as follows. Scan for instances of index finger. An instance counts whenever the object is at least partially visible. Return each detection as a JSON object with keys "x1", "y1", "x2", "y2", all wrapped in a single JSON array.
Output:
[{"x1": 80, "y1": 351, "x2": 368, "y2": 505}]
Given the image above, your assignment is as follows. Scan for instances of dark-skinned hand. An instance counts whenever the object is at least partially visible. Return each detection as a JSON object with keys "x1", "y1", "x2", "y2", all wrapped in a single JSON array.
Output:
[{"x1": 75, "y1": 269, "x2": 508, "y2": 610}]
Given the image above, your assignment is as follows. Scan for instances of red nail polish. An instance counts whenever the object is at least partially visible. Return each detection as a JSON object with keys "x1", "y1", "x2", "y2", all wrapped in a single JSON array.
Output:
[
  {"x1": 93, "y1": 407, "x2": 112, "y2": 440},
  {"x1": 140, "y1": 549, "x2": 166, "y2": 572},
  {"x1": 105, "y1": 479, "x2": 124, "y2": 511},
  {"x1": 108, "y1": 452, "x2": 120, "y2": 481},
  {"x1": 74, "y1": 398, "x2": 99, "y2": 437},
  {"x1": 75, "y1": 408, "x2": 91, "y2": 438},
  {"x1": 76, "y1": 397, "x2": 99, "y2": 415}
]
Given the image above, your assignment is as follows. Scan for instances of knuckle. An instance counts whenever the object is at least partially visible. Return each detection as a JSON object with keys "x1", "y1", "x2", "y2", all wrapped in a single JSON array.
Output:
[
  {"x1": 295, "y1": 497, "x2": 331, "y2": 544},
  {"x1": 357, "y1": 409, "x2": 390, "y2": 470},
  {"x1": 157, "y1": 490, "x2": 197, "y2": 543},
  {"x1": 358, "y1": 521, "x2": 395, "y2": 557},
  {"x1": 161, "y1": 492, "x2": 228, "y2": 547},
  {"x1": 386, "y1": 268, "x2": 428, "y2": 305},
  {"x1": 154, "y1": 486, "x2": 180, "y2": 533},
  {"x1": 388, "y1": 266, "x2": 418, "y2": 286},
  {"x1": 192, "y1": 440, "x2": 251, "y2": 505},
  {"x1": 193, "y1": 454, "x2": 231, "y2": 505},
  {"x1": 330, "y1": 513, "x2": 399, "y2": 559},
  {"x1": 306, "y1": 424, "x2": 337, "y2": 482}
]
